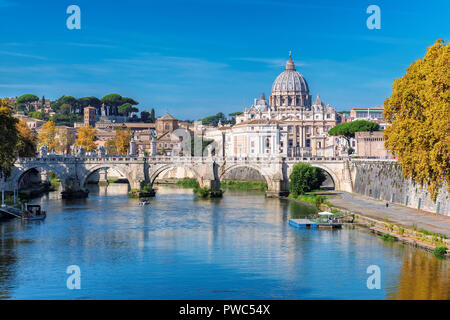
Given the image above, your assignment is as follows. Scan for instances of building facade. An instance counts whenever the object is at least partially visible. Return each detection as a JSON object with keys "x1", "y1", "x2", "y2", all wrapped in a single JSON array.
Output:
[{"x1": 355, "y1": 131, "x2": 393, "y2": 159}]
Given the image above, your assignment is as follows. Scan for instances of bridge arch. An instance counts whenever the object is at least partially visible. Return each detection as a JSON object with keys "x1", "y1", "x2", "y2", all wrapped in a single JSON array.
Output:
[
  {"x1": 219, "y1": 164, "x2": 272, "y2": 187},
  {"x1": 149, "y1": 164, "x2": 201, "y2": 186},
  {"x1": 80, "y1": 164, "x2": 133, "y2": 189},
  {"x1": 11, "y1": 164, "x2": 67, "y2": 190},
  {"x1": 286, "y1": 163, "x2": 339, "y2": 190}
]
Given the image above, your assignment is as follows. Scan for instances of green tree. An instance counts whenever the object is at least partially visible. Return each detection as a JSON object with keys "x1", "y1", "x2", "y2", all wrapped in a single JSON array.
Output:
[
  {"x1": 16, "y1": 94, "x2": 39, "y2": 112},
  {"x1": 328, "y1": 120, "x2": 380, "y2": 153},
  {"x1": 289, "y1": 163, "x2": 326, "y2": 196},
  {"x1": 121, "y1": 97, "x2": 139, "y2": 106},
  {"x1": 0, "y1": 98, "x2": 19, "y2": 179},
  {"x1": 41, "y1": 95, "x2": 46, "y2": 113},
  {"x1": 78, "y1": 96, "x2": 102, "y2": 114},
  {"x1": 384, "y1": 39, "x2": 450, "y2": 200},
  {"x1": 141, "y1": 111, "x2": 150, "y2": 123},
  {"x1": 150, "y1": 108, "x2": 156, "y2": 123},
  {"x1": 200, "y1": 112, "x2": 228, "y2": 126},
  {"x1": 118, "y1": 103, "x2": 139, "y2": 117},
  {"x1": 101, "y1": 94, "x2": 123, "y2": 115},
  {"x1": 28, "y1": 111, "x2": 44, "y2": 120},
  {"x1": 51, "y1": 96, "x2": 78, "y2": 114}
]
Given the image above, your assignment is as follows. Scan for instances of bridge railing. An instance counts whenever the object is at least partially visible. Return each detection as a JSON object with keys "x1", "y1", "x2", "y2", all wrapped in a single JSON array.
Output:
[{"x1": 15, "y1": 155, "x2": 397, "y2": 164}]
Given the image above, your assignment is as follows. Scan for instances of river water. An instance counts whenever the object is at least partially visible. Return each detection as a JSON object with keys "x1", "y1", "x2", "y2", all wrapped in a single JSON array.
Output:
[{"x1": 0, "y1": 185, "x2": 448, "y2": 300}]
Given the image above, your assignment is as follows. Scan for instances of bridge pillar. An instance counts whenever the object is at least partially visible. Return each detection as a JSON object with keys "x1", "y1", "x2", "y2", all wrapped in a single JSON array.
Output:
[
  {"x1": 199, "y1": 179, "x2": 221, "y2": 191},
  {"x1": 266, "y1": 179, "x2": 289, "y2": 198},
  {"x1": 40, "y1": 169, "x2": 49, "y2": 184},
  {"x1": 61, "y1": 178, "x2": 89, "y2": 199},
  {"x1": 98, "y1": 169, "x2": 109, "y2": 186}
]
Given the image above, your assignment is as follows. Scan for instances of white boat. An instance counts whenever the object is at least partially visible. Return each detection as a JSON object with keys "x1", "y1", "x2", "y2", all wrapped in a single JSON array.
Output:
[{"x1": 139, "y1": 200, "x2": 150, "y2": 206}]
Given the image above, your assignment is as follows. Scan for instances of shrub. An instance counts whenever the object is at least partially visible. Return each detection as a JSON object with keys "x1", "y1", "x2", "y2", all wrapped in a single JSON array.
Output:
[
  {"x1": 433, "y1": 246, "x2": 447, "y2": 258},
  {"x1": 193, "y1": 186, "x2": 210, "y2": 198},
  {"x1": 382, "y1": 234, "x2": 395, "y2": 241},
  {"x1": 314, "y1": 195, "x2": 326, "y2": 208},
  {"x1": 143, "y1": 184, "x2": 153, "y2": 192}
]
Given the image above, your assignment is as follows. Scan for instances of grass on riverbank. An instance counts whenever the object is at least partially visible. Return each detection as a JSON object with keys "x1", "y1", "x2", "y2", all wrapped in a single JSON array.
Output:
[
  {"x1": 289, "y1": 191, "x2": 332, "y2": 208},
  {"x1": 221, "y1": 180, "x2": 267, "y2": 191},
  {"x1": 175, "y1": 178, "x2": 267, "y2": 192},
  {"x1": 176, "y1": 178, "x2": 200, "y2": 188}
]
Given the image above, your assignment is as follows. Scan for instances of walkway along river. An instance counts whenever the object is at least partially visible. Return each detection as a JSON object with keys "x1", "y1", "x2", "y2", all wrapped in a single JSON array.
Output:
[{"x1": 0, "y1": 184, "x2": 448, "y2": 300}]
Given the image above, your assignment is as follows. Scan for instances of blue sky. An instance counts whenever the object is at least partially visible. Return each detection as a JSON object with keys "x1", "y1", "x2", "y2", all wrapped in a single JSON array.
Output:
[{"x1": 0, "y1": 0, "x2": 448, "y2": 119}]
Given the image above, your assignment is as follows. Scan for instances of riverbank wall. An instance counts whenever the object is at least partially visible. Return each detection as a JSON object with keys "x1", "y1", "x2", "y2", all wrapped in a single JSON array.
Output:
[
  {"x1": 353, "y1": 214, "x2": 449, "y2": 257},
  {"x1": 350, "y1": 160, "x2": 449, "y2": 216}
]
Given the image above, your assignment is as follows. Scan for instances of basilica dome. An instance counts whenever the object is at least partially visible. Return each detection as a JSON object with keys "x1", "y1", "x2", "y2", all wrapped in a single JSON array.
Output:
[{"x1": 270, "y1": 53, "x2": 312, "y2": 109}]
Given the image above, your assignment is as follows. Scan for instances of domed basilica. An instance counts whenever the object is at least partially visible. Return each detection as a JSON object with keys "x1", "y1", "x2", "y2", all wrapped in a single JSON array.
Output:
[{"x1": 231, "y1": 53, "x2": 340, "y2": 158}]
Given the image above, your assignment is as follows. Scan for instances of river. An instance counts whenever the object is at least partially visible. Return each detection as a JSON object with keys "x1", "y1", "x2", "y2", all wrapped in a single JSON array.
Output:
[{"x1": 0, "y1": 184, "x2": 448, "y2": 300}]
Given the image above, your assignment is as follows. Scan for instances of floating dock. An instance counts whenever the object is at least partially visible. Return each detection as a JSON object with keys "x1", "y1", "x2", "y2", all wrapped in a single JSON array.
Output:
[
  {"x1": 289, "y1": 219, "x2": 319, "y2": 229},
  {"x1": 289, "y1": 219, "x2": 342, "y2": 229},
  {"x1": 0, "y1": 207, "x2": 22, "y2": 219}
]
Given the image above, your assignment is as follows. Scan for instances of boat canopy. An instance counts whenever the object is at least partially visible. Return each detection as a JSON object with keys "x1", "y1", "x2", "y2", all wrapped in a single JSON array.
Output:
[{"x1": 318, "y1": 212, "x2": 333, "y2": 216}]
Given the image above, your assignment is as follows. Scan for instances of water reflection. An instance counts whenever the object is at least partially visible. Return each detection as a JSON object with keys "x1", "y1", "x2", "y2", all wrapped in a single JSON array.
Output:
[
  {"x1": 0, "y1": 185, "x2": 448, "y2": 300},
  {"x1": 387, "y1": 248, "x2": 450, "y2": 300}
]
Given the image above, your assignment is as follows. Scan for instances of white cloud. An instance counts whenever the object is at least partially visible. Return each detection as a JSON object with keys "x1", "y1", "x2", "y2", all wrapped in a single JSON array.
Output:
[{"x1": 0, "y1": 50, "x2": 47, "y2": 60}]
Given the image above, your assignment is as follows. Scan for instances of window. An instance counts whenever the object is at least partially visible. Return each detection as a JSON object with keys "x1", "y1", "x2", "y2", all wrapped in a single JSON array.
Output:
[
  {"x1": 306, "y1": 139, "x2": 311, "y2": 148},
  {"x1": 266, "y1": 138, "x2": 270, "y2": 148}
]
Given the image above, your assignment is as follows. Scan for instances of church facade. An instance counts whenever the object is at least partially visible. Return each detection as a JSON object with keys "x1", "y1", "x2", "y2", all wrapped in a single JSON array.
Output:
[{"x1": 224, "y1": 53, "x2": 341, "y2": 157}]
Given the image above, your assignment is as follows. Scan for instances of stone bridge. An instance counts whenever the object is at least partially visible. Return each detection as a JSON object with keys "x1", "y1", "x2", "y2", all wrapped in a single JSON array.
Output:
[{"x1": 3, "y1": 155, "x2": 354, "y2": 198}]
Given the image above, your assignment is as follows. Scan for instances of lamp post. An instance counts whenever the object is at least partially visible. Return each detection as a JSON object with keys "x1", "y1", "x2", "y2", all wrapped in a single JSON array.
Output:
[{"x1": 1, "y1": 173, "x2": 5, "y2": 208}]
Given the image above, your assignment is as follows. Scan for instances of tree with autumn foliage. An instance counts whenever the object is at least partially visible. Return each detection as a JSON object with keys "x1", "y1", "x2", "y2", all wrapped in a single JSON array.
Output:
[
  {"x1": 114, "y1": 128, "x2": 132, "y2": 155},
  {"x1": 16, "y1": 120, "x2": 37, "y2": 157},
  {"x1": 0, "y1": 98, "x2": 19, "y2": 180},
  {"x1": 384, "y1": 39, "x2": 449, "y2": 200},
  {"x1": 75, "y1": 126, "x2": 97, "y2": 152},
  {"x1": 38, "y1": 121, "x2": 57, "y2": 152},
  {"x1": 56, "y1": 128, "x2": 75, "y2": 155}
]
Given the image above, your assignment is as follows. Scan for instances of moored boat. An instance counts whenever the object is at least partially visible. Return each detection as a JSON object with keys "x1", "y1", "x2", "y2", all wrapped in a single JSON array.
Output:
[{"x1": 21, "y1": 204, "x2": 47, "y2": 221}]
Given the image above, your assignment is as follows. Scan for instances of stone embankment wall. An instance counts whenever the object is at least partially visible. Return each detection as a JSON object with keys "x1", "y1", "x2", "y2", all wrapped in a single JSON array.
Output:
[{"x1": 351, "y1": 160, "x2": 449, "y2": 216}]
